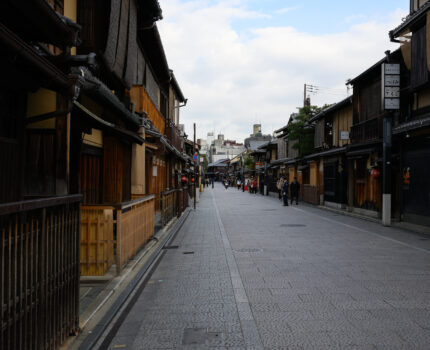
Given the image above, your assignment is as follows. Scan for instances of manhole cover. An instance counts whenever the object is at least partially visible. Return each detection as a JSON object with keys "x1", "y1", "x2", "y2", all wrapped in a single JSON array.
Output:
[
  {"x1": 163, "y1": 245, "x2": 179, "y2": 249},
  {"x1": 235, "y1": 248, "x2": 262, "y2": 253},
  {"x1": 182, "y1": 328, "x2": 222, "y2": 345},
  {"x1": 183, "y1": 251, "x2": 195, "y2": 255},
  {"x1": 280, "y1": 224, "x2": 306, "y2": 227}
]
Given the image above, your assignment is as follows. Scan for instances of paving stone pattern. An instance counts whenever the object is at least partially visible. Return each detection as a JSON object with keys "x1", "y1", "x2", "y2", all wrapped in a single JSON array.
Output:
[{"x1": 104, "y1": 184, "x2": 430, "y2": 350}]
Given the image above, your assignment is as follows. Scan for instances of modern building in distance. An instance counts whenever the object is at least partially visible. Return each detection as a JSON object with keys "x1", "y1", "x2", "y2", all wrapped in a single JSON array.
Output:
[{"x1": 209, "y1": 134, "x2": 245, "y2": 162}]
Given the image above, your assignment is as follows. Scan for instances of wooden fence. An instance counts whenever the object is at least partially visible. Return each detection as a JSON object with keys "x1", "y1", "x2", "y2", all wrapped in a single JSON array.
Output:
[
  {"x1": 80, "y1": 206, "x2": 115, "y2": 276},
  {"x1": 178, "y1": 187, "x2": 189, "y2": 216},
  {"x1": 116, "y1": 196, "x2": 155, "y2": 273},
  {"x1": 303, "y1": 184, "x2": 320, "y2": 205},
  {"x1": 161, "y1": 189, "x2": 177, "y2": 226},
  {"x1": 1, "y1": 195, "x2": 81, "y2": 350},
  {"x1": 80, "y1": 196, "x2": 155, "y2": 276}
]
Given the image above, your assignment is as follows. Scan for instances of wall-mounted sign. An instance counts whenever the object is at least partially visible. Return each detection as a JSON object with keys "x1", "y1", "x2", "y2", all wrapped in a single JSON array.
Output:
[
  {"x1": 340, "y1": 131, "x2": 350, "y2": 140},
  {"x1": 382, "y1": 63, "x2": 400, "y2": 110},
  {"x1": 152, "y1": 165, "x2": 157, "y2": 177},
  {"x1": 384, "y1": 86, "x2": 400, "y2": 98}
]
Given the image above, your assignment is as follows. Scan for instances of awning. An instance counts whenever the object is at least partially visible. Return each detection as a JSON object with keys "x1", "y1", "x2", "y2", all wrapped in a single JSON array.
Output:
[
  {"x1": 73, "y1": 66, "x2": 142, "y2": 127},
  {"x1": 74, "y1": 101, "x2": 144, "y2": 145},
  {"x1": 393, "y1": 116, "x2": 430, "y2": 135},
  {"x1": 346, "y1": 148, "x2": 376, "y2": 158},
  {"x1": 304, "y1": 147, "x2": 347, "y2": 160}
]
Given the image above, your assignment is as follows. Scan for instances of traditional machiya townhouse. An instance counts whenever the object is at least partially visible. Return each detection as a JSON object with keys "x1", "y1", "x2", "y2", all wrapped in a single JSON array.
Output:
[
  {"x1": 389, "y1": 0, "x2": 430, "y2": 227},
  {"x1": 306, "y1": 97, "x2": 353, "y2": 207},
  {"x1": 72, "y1": 0, "x2": 170, "y2": 277},
  {"x1": 0, "y1": 1, "x2": 82, "y2": 349},
  {"x1": 346, "y1": 49, "x2": 406, "y2": 219}
]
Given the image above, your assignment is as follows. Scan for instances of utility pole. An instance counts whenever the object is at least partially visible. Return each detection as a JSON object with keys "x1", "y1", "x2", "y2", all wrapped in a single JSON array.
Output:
[
  {"x1": 193, "y1": 122, "x2": 196, "y2": 210},
  {"x1": 304, "y1": 83, "x2": 306, "y2": 107}
]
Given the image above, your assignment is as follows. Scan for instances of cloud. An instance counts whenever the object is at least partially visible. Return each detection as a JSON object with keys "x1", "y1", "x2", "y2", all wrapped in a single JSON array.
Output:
[
  {"x1": 158, "y1": 0, "x2": 407, "y2": 142},
  {"x1": 275, "y1": 7, "x2": 296, "y2": 15}
]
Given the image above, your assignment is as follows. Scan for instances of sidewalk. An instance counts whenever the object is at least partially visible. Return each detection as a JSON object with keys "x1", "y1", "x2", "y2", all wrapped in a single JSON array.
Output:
[
  {"x1": 61, "y1": 210, "x2": 190, "y2": 350},
  {"x1": 97, "y1": 184, "x2": 430, "y2": 349}
]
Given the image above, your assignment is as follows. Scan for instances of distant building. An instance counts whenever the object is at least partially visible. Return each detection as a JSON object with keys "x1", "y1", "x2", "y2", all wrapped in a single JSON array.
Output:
[
  {"x1": 209, "y1": 134, "x2": 245, "y2": 162},
  {"x1": 244, "y1": 124, "x2": 272, "y2": 151}
]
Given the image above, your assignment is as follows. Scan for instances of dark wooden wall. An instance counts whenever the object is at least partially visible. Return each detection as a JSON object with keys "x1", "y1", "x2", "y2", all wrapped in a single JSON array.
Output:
[{"x1": 102, "y1": 136, "x2": 131, "y2": 203}]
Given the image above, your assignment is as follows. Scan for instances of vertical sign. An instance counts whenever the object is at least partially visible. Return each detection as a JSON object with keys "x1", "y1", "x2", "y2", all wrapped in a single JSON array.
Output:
[{"x1": 381, "y1": 63, "x2": 400, "y2": 110}]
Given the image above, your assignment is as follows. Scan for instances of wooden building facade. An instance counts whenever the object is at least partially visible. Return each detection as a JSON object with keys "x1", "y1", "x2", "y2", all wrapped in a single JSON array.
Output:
[
  {"x1": 0, "y1": 1, "x2": 82, "y2": 348},
  {"x1": 1, "y1": 1, "x2": 189, "y2": 348},
  {"x1": 390, "y1": 0, "x2": 430, "y2": 226}
]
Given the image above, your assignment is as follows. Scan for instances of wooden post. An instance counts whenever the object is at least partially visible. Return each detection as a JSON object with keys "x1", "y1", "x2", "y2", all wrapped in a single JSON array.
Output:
[{"x1": 116, "y1": 209, "x2": 122, "y2": 275}]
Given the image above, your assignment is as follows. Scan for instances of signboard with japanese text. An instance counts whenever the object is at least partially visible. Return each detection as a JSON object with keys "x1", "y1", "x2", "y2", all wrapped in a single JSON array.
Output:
[{"x1": 382, "y1": 63, "x2": 400, "y2": 110}]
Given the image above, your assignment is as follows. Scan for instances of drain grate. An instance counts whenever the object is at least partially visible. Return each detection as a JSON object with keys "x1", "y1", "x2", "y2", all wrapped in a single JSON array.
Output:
[
  {"x1": 182, "y1": 328, "x2": 222, "y2": 345},
  {"x1": 163, "y1": 245, "x2": 179, "y2": 250},
  {"x1": 280, "y1": 224, "x2": 306, "y2": 227},
  {"x1": 183, "y1": 251, "x2": 195, "y2": 255}
]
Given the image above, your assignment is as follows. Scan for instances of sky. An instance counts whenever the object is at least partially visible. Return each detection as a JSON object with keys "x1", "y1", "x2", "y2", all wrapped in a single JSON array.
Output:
[{"x1": 157, "y1": 0, "x2": 408, "y2": 143}]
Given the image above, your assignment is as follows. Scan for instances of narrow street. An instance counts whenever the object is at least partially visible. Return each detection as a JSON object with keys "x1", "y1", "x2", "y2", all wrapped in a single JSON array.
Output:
[{"x1": 101, "y1": 185, "x2": 430, "y2": 350}]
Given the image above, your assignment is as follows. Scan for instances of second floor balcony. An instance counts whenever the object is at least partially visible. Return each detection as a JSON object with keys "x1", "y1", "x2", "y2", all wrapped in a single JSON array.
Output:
[{"x1": 350, "y1": 116, "x2": 382, "y2": 144}]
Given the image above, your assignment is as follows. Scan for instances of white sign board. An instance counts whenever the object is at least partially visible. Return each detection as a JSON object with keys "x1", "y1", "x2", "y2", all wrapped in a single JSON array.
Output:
[
  {"x1": 384, "y1": 75, "x2": 400, "y2": 87},
  {"x1": 384, "y1": 64, "x2": 401, "y2": 75},
  {"x1": 384, "y1": 86, "x2": 400, "y2": 98},
  {"x1": 385, "y1": 98, "x2": 400, "y2": 110},
  {"x1": 340, "y1": 131, "x2": 350, "y2": 140},
  {"x1": 152, "y1": 165, "x2": 157, "y2": 177},
  {"x1": 382, "y1": 63, "x2": 400, "y2": 111}
]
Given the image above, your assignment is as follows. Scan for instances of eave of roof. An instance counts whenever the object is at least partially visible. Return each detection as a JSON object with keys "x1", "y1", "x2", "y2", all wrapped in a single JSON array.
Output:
[
  {"x1": 0, "y1": 22, "x2": 72, "y2": 92},
  {"x1": 390, "y1": 3, "x2": 430, "y2": 40},
  {"x1": 74, "y1": 101, "x2": 144, "y2": 145},
  {"x1": 393, "y1": 115, "x2": 430, "y2": 134},
  {"x1": 170, "y1": 70, "x2": 186, "y2": 102},
  {"x1": 309, "y1": 97, "x2": 352, "y2": 123},
  {"x1": 0, "y1": 0, "x2": 81, "y2": 47},
  {"x1": 74, "y1": 66, "x2": 141, "y2": 127},
  {"x1": 274, "y1": 124, "x2": 289, "y2": 134},
  {"x1": 138, "y1": 24, "x2": 170, "y2": 85}
]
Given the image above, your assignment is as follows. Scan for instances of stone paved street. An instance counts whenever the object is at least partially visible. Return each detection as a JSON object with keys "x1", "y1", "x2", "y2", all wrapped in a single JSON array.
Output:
[{"x1": 103, "y1": 184, "x2": 430, "y2": 350}]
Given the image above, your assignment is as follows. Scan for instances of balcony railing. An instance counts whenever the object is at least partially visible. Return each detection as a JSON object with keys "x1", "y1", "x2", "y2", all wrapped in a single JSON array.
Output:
[
  {"x1": 350, "y1": 116, "x2": 382, "y2": 144},
  {"x1": 0, "y1": 195, "x2": 82, "y2": 350},
  {"x1": 165, "y1": 123, "x2": 183, "y2": 152}
]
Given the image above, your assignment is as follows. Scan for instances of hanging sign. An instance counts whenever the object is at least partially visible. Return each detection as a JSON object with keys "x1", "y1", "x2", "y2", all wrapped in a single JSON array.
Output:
[{"x1": 382, "y1": 63, "x2": 400, "y2": 110}]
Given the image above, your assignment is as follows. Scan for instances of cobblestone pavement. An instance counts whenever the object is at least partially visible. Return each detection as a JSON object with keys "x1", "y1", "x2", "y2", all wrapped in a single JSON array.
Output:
[{"x1": 103, "y1": 184, "x2": 430, "y2": 350}]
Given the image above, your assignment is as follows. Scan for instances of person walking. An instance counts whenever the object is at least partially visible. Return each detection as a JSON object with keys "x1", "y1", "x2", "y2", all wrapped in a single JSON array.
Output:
[
  {"x1": 252, "y1": 177, "x2": 258, "y2": 194},
  {"x1": 224, "y1": 177, "x2": 229, "y2": 190},
  {"x1": 236, "y1": 178, "x2": 241, "y2": 190},
  {"x1": 211, "y1": 177, "x2": 214, "y2": 189},
  {"x1": 290, "y1": 177, "x2": 300, "y2": 205},
  {"x1": 282, "y1": 178, "x2": 289, "y2": 206},
  {"x1": 276, "y1": 176, "x2": 285, "y2": 201}
]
